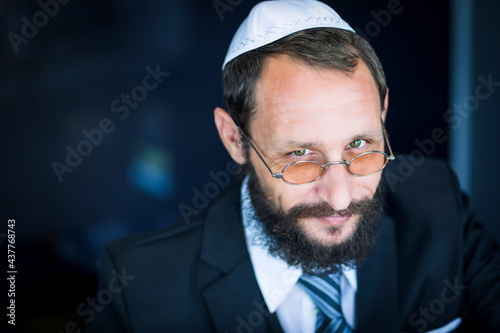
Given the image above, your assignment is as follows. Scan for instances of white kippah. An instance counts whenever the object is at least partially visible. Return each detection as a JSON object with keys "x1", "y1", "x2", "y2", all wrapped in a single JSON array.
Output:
[{"x1": 222, "y1": 0, "x2": 355, "y2": 70}]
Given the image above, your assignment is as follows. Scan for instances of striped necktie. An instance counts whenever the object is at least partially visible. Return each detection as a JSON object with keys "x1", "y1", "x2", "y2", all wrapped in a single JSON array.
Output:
[{"x1": 298, "y1": 273, "x2": 353, "y2": 333}]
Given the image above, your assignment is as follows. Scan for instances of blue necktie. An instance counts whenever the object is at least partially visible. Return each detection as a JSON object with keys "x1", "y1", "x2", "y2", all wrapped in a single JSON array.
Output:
[{"x1": 299, "y1": 273, "x2": 353, "y2": 333}]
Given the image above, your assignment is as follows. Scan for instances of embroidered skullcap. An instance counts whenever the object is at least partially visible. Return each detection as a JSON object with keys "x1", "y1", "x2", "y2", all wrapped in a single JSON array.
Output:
[{"x1": 222, "y1": 0, "x2": 355, "y2": 69}]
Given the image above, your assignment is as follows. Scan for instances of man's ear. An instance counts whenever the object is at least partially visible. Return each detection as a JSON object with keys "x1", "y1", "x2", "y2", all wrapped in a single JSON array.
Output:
[
  {"x1": 214, "y1": 107, "x2": 246, "y2": 165},
  {"x1": 381, "y1": 88, "x2": 389, "y2": 122}
]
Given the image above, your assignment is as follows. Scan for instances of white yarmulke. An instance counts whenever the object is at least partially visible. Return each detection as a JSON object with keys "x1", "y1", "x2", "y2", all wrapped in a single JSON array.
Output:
[{"x1": 222, "y1": 0, "x2": 355, "y2": 70}]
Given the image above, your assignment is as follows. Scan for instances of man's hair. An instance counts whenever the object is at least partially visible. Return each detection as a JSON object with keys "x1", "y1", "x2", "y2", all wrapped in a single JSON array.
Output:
[{"x1": 222, "y1": 28, "x2": 387, "y2": 135}]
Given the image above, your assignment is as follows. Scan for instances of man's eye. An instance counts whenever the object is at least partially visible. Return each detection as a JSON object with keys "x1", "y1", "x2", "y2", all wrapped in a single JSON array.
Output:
[
  {"x1": 348, "y1": 139, "x2": 367, "y2": 149},
  {"x1": 292, "y1": 149, "x2": 311, "y2": 156}
]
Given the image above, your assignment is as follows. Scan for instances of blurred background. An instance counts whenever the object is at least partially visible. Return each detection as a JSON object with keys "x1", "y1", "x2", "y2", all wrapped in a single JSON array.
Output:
[{"x1": 1, "y1": 0, "x2": 499, "y2": 331}]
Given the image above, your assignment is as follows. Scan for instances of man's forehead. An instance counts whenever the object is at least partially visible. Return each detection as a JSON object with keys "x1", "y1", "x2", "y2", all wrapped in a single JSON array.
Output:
[
  {"x1": 251, "y1": 55, "x2": 381, "y2": 133},
  {"x1": 257, "y1": 55, "x2": 378, "y2": 100}
]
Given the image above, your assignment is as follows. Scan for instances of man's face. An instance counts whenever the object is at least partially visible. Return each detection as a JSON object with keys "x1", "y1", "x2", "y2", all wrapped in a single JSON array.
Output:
[{"x1": 247, "y1": 54, "x2": 386, "y2": 248}]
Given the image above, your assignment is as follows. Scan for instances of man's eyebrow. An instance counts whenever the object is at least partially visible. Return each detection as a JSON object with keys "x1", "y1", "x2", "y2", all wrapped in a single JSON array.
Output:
[
  {"x1": 272, "y1": 140, "x2": 321, "y2": 152},
  {"x1": 271, "y1": 130, "x2": 383, "y2": 152},
  {"x1": 349, "y1": 130, "x2": 383, "y2": 141}
]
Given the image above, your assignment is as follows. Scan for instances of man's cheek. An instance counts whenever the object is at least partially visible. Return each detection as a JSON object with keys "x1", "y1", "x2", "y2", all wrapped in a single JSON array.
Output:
[
  {"x1": 277, "y1": 193, "x2": 303, "y2": 212},
  {"x1": 353, "y1": 177, "x2": 381, "y2": 199}
]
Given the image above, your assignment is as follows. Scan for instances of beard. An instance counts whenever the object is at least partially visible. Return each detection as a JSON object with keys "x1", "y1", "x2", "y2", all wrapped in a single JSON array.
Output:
[{"x1": 242, "y1": 161, "x2": 386, "y2": 275}]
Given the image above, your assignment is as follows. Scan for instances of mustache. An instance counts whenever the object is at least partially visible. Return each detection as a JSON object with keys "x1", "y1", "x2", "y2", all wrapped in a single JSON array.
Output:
[{"x1": 288, "y1": 197, "x2": 378, "y2": 219}]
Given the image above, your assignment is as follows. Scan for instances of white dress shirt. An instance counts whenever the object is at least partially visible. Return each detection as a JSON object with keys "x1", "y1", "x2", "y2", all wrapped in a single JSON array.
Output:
[{"x1": 240, "y1": 178, "x2": 357, "y2": 333}]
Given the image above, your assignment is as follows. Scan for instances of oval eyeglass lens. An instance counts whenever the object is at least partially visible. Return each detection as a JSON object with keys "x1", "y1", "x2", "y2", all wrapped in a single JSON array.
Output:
[
  {"x1": 349, "y1": 152, "x2": 387, "y2": 176},
  {"x1": 283, "y1": 162, "x2": 323, "y2": 184}
]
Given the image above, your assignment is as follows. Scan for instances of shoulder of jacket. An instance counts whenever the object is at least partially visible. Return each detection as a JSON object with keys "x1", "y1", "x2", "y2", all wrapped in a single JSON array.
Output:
[
  {"x1": 384, "y1": 154, "x2": 458, "y2": 195},
  {"x1": 384, "y1": 154, "x2": 464, "y2": 231}
]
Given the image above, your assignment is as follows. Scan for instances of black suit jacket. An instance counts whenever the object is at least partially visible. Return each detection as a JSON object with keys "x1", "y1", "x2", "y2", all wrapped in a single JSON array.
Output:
[{"x1": 85, "y1": 157, "x2": 500, "y2": 332}]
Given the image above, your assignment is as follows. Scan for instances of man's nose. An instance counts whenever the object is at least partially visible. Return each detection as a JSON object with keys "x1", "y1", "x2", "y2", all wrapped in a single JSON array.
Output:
[{"x1": 314, "y1": 163, "x2": 354, "y2": 211}]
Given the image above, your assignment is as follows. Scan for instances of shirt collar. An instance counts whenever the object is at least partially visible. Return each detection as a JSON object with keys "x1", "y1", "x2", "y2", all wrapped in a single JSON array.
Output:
[{"x1": 240, "y1": 177, "x2": 357, "y2": 313}]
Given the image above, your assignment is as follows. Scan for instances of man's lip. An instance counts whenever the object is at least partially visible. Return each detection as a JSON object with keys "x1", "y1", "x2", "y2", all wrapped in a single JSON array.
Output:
[{"x1": 318, "y1": 215, "x2": 351, "y2": 225}]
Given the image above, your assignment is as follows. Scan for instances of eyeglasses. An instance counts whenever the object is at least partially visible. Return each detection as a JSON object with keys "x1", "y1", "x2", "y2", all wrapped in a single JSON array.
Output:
[{"x1": 237, "y1": 119, "x2": 395, "y2": 185}]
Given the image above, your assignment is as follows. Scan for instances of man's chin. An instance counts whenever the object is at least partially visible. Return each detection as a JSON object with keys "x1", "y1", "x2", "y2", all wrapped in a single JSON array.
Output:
[{"x1": 299, "y1": 215, "x2": 359, "y2": 246}]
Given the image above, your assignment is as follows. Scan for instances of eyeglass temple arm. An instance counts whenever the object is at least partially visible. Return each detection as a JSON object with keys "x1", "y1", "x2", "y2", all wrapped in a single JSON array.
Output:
[
  {"x1": 235, "y1": 125, "x2": 283, "y2": 179},
  {"x1": 381, "y1": 118, "x2": 395, "y2": 160}
]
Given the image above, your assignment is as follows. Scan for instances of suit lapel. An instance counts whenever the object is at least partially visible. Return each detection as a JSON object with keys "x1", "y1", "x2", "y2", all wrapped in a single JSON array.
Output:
[
  {"x1": 199, "y1": 184, "x2": 282, "y2": 332},
  {"x1": 356, "y1": 214, "x2": 400, "y2": 332},
  {"x1": 200, "y1": 183, "x2": 247, "y2": 274},
  {"x1": 202, "y1": 257, "x2": 279, "y2": 332}
]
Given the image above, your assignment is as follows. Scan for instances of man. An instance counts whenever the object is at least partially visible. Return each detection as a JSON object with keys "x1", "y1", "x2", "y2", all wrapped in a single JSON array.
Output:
[{"x1": 86, "y1": 1, "x2": 500, "y2": 332}]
